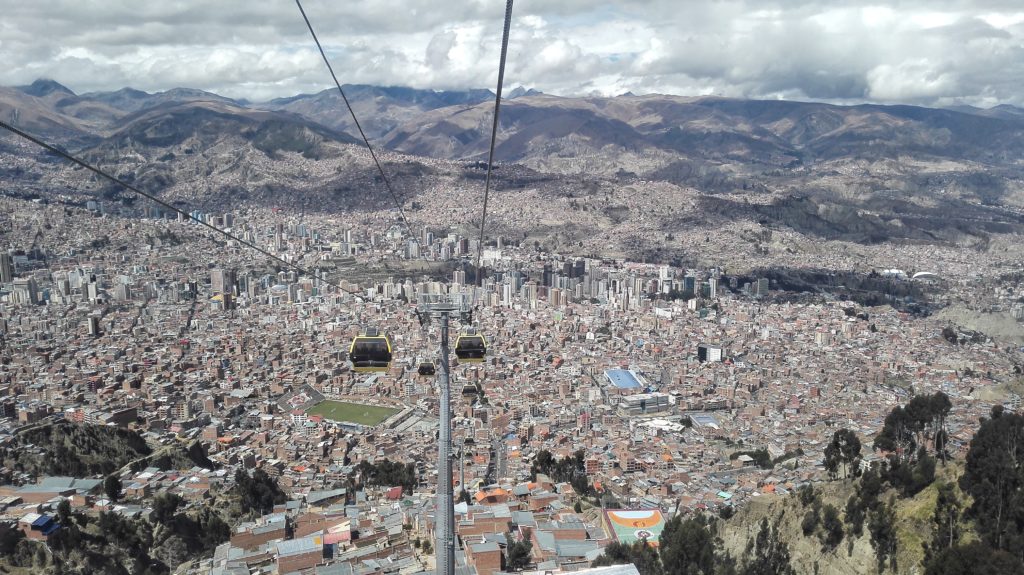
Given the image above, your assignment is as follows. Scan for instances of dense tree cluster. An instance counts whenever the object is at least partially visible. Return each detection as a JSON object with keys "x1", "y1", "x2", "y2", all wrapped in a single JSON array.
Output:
[
  {"x1": 742, "y1": 518, "x2": 796, "y2": 575},
  {"x1": 592, "y1": 540, "x2": 662, "y2": 575},
  {"x1": 589, "y1": 514, "x2": 796, "y2": 575},
  {"x1": 925, "y1": 542, "x2": 1024, "y2": 575},
  {"x1": 234, "y1": 469, "x2": 287, "y2": 515},
  {"x1": 873, "y1": 392, "x2": 951, "y2": 464},
  {"x1": 823, "y1": 428, "x2": 862, "y2": 479},
  {"x1": 142, "y1": 441, "x2": 217, "y2": 472},
  {"x1": 868, "y1": 497, "x2": 899, "y2": 573},
  {"x1": 43, "y1": 510, "x2": 161, "y2": 574},
  {"x1": 844, "y1": 467, "x2": 885, "y2": 539},
  {"x1": 865, "y1": 393, "x2": 949, "y2": 498},
  {"x1": 796, "y1": 486, "x2": 844, "y2": 552},
  {"x1": 355, "y1": 459, "x2": 417, "y2": 494},
  {"x1": 957, "y1": 407, "x2": 1024, "y2": 564},
  {"x1": 529, "y1": 449, "x2": 593, "y2": 497},
  {"x1": 504, "y1": 532, "x2": 534, "y2": 571},
  {"x1": 922, "y1": 481, "x2": 963, "y2": 564},
  {"x1": 0, "y1": 422, "x2": 152, "y2": 478},
  {"x1": 20, "y1": 495, "x2": 232, "y2": 575},
  {"x1": 729, "y1": 449, "x2": 773, "y2": 470}
]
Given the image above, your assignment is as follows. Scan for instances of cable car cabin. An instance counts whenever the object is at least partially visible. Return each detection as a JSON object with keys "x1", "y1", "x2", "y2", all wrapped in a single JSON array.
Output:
[
  {"x1": 349, "y1": 329, "x2": 392, "y2": 373},
  {"x1": 454, "y1": 332, "x2": 487, "y2": 363},
  {"x1": 418, "y1": 361, "x2": 436, "y2": 376},
  {"x1": 462, "y1": 384, "x2": 478, "y2": 396}
]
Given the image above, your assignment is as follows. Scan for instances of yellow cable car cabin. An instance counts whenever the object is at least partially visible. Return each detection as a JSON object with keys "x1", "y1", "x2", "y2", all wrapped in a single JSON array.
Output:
[
  {"x1": 349, "y1": 328, "x2": 392, "y2": 373},
  {"x1": 454, "y1": 330, "x2": 487, "y2": 363},
  {"x1": 418, "y1": 359, "x2": 436, "y2": 376}
]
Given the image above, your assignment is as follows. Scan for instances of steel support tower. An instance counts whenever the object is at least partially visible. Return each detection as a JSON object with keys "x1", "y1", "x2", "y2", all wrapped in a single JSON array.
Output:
[{"x1": 417, "y1": 293, "x2": 474, "y2": 575}]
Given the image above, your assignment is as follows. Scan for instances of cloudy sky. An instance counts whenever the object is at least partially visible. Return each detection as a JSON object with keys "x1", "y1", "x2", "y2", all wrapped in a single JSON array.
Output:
[{"x1": 2, "y1": 0, "x2": 1023, "y2": 107}]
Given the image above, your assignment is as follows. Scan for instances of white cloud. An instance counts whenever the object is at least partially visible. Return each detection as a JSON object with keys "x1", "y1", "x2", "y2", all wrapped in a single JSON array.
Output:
[{"x1": 0, "y1": 0, "x2": 1023, "y2": 107}]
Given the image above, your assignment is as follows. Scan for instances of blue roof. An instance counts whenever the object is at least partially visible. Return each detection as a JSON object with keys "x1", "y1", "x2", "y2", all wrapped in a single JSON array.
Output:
[
  {"x1": 31, "y1": 516, "x2": 51, "y2": 528},
  {"x1": 605, "y1": 369, "x2": 641, "y2": 389}
]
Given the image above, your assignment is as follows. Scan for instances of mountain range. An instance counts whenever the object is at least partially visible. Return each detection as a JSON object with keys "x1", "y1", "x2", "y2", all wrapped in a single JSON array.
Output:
[{"x1": 2, "y1": 78, "x2": 1024, "y2": 252}]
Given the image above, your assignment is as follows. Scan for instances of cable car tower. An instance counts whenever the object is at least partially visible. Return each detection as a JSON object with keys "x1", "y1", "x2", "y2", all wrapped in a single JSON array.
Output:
[{"x1": 415, "y1": 292, "x2": 481, "y2": 575}]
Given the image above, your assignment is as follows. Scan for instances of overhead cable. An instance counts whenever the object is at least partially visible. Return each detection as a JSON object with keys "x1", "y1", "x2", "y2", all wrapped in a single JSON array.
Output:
[
  {"x1": 295, "y1": 0, "x2": 414, "y2": 238},
  {"x1": 0, "y1": 119, "x2": 357, "y2": 295},
  {"x1": 475, "y1": 0, "x2": 515, "y2": 286}
]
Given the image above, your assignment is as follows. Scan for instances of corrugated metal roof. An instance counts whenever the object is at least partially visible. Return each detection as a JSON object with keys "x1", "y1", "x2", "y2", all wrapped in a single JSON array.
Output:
[{"x1": 275, "y1": 534, "x2": 323, "y2": 557}]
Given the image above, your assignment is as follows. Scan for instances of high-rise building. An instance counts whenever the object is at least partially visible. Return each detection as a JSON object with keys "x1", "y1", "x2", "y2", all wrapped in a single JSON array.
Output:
[
  {"x1": 406, "y1": 239, "x2": 420, "y2": 259},
  {"x1": 683, "y1": 274, "x2": 696, "y2": 295},
  {"x1": 572, "y1": 258, "x2": 584, "y2": 277},
  {"x1": 12, "y1": 278, "x2": 38, "y2": 305},
  {"x1": 697, "y1": 343, "x2": 724, "y2": 362},
  {"x1": 211, "y1": 268, "x2": 235, "y2": 295},
  {"x1": 0, "y1": 253, "x2": 12, "y2": 283},
  {"x1": 114, "y1": 284, "x2": 132, "y2": 301},
  {"x1": 756, "y1": 277, "x2": 770, "y2": 297}
]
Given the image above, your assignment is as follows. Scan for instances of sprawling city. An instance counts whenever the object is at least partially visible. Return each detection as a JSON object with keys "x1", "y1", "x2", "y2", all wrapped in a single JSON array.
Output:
[{"x1": 3, "y1": 2, "x2": 1024, "y2": 575}]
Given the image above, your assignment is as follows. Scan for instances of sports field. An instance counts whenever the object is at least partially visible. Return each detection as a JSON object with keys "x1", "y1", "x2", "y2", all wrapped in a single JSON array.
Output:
[{"x1": 306, "y1": 400, "x2": 400, "y2": 426}]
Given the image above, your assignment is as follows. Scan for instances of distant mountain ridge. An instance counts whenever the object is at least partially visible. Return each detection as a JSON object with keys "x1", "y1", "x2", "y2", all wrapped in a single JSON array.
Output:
[
  {"x1": 6, "y1": 78, "x2": 1024, "y2": 171},
  {"x1": 3, "y1": 78, "x2": 1024, "y2": 250}
]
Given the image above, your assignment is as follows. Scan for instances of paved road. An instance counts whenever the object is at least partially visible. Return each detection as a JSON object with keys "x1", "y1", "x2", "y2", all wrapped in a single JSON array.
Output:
[{"x1": 494, "y1": 437, "x2": 508, "y2": 482}]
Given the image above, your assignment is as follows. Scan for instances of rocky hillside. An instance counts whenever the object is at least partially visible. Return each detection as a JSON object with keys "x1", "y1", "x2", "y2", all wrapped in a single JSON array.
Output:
[
  {"x1": 4, "y1": 79, "x2": 1024, "y2": 259},
  {"x1": 718, "y1": 474, "x2": 955, "y2": 575}
]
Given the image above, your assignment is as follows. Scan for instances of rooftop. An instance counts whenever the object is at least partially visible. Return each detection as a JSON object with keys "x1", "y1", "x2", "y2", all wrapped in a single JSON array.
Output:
[{"x1": 604, "y1": 369, "x2": 643, "y2": 389}]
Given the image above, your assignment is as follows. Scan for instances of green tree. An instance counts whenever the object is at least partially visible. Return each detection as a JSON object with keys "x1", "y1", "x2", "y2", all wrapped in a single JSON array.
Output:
[
  {"x1": 801, "y1": 509, "x2": 819, "y2": 536},
  {"x1": 797, "y1": 485, "x2": 819, "y2": 508},
  {"x1": 0, "y1": 522, "x2": 25, "y2": 555},
  {"x1": 154, "y1": 534, "x2": 190, "y2": 571},
  {"x1": 874, "y1": 406, "x2": 916, "y2": 462},
  {"x1": 930, "y1": 392, "x2": 952, "y2": 462},
  {"x1": 529, "y1": 449, "x2": 593, "y2": 496},
  {"x1": 869, "y1": 497, "x2": 898, "y2": 573},
  {"x1": 923, "y1": 482, "x2": 962, "y2": 563},
  {"x1": 820, "y1": 505, "x2": 844, "y2": 551},
  {"x1": 659, "y1": 515, "x2": 717, "y2": 575},
  {"x1": 151, "y1": 492, "x2": 183, "y2": 524},
  {"x1": 592, "y1": 540, "x2": 663, "y2": 575},
  {"x1": 824, "y1": 428, "x2": 862, "y2": 479},
  {"x1": 506, "y1": 533, "x2": 533, "y2": 571},
  {"x1": 740, "y1": 518, "x2": 795, "y2": 575},
  {"x1": 356, "y1": 459, "x2": 418, "y2": 494},
  {"x1": 924, "y1": 541, "x2": 1024, "y2": 575},
  {"x1": 104, "y1": 474, "x2": 123, "y2": 502},
  {"x1": 235, "y1": 468, "x2": 287, "y2": 515},
  {"x1": 959, "y1": 410, "x2": 1024, "y2": 555},
  {"x1": 56, "y1": 499, "x2": 72, "y2": 525}
]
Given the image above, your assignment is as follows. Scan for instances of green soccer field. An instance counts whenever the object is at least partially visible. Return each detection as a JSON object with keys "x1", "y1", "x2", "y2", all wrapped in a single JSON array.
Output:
[{"x1": 306, "y1": 400, "x2": 401, "y2": 426}]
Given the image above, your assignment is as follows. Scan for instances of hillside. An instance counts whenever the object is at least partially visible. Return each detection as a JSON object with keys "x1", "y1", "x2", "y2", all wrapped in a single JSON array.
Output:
[
  {"x1": 4, "y1": 80, "x2": 1024, "y2": 262},
  {"x1": 718, "y1": 464, "x2": 968, "y2": 575},
  {"x1": 262, "y1": 84, "x2": 494, "y2": 140}
]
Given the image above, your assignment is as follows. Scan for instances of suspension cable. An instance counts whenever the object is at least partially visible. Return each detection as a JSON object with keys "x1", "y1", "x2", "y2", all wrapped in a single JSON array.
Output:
[
  {"x1": 295, "y1": 0, "x2": 414, "y2": 238},
  {"x1": 475, "y1": 0, "x2": 515, "y2": 286},
  {"x1": 0, "y1": 119, "x2": 358, "y2": 295}
]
